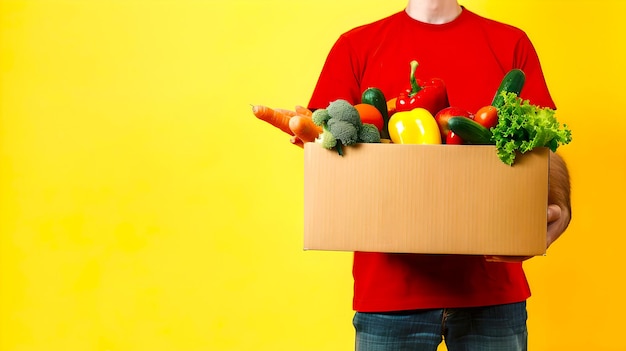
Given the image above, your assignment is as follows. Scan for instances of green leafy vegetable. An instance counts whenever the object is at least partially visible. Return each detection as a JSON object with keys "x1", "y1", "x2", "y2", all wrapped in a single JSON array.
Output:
[{"x1": 492, "y1": 92, "x2": 572, "y2": 165}]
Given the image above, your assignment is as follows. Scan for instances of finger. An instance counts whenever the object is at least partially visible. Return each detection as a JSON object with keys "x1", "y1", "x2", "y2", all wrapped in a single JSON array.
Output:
[{"x1": 484, "y1": 255, "x2": 532, "y2": 263}]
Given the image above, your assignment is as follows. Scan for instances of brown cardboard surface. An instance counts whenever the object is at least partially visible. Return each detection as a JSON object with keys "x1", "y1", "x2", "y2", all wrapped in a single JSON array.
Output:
[{"x1": 303, "y1": 143, "x2": 549, "y2": 256}]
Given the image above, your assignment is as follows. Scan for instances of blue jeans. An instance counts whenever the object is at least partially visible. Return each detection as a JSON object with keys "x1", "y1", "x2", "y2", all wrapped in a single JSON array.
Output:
[{"x1": 353, "y1": 302, "x2": 527, "y2": 351}]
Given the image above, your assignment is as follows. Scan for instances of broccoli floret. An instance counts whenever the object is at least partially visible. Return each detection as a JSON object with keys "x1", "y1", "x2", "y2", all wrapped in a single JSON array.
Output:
[
  {"x1": 311, "y1": 108, "x2": 331, "y2": 126},
  {"x1": 326, "y1": 99, "x2": 361, "y2": 127},
  {"x1": 315, "y1": 100, "x2": 380, "y2": 156},
  {"x1": 358, "y1": 123, "x2": 381, "y2": 143},
  {"x1": 327, "y1": 119, "x2": 359, "y2": 146},
  {"x1": 318, "y1": 126, "x2": 337, "y2": 150}
]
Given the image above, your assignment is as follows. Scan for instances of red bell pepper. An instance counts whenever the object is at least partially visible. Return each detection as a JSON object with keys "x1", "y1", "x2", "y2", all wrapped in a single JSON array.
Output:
[{"x1": 396, "y1": 60, "x2": 449, "y2": 116}]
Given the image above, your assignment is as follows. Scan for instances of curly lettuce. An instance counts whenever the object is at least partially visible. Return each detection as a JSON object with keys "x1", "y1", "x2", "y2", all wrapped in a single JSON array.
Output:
[{"x1": 492, "y1": 92, "x2": 572, "y2": 165}]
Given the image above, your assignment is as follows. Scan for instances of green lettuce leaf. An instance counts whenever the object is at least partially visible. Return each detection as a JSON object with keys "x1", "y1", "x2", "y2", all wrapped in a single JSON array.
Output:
[{"x1": 492, "y1": 92, "x2": 572, "y2": 165}]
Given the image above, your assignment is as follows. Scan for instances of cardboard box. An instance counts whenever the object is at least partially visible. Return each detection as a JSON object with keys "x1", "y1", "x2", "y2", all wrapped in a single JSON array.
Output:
[{"x1": 303, "y1": 143, "x2": 549, "y2": 256}]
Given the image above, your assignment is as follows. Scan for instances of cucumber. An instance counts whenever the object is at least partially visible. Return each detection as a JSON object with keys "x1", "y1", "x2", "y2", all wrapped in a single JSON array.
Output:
[
  {"x1": 447, "y1": 117, "x2": 494, "y2": 145},
  {"x1": 361, "y1": 87, "x2": 390, "y2": 139},
  {"x1": 491, "y1": 69, "x2": 526, "y2": 108}
]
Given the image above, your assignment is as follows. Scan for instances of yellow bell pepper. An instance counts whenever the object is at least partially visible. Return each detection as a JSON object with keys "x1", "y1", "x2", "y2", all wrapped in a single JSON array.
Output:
[{"x1": 388, "y1": 107, "x2": 442, "y2": 144}]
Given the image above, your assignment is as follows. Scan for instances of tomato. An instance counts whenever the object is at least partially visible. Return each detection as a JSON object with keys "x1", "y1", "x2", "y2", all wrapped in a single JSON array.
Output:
[
  {"x1": 354, "y1": 103, "x2": 384, "y2": 132},
  {"x1": 474, "y1": 105, "x2": 498, "y2": 129},
  {"x1": 434, "y1": 106, "x2": 473, "y2": 140},
  {"x1": 445, "y1": 130, "x2": 464, "y2": 145}
]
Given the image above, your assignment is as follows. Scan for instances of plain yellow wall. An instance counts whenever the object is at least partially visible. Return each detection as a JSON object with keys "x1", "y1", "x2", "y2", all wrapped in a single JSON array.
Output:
[{"x1": 1, "y1": 0, "x2": 625, "y2": 350}]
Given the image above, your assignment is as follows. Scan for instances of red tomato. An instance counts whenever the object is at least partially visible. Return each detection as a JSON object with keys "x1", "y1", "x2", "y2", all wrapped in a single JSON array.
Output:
[
  {"x1": 445, "y1": 131, "x2": 464, "y2": 145},
  {"x1": 474, "y1": 105, "x2": 498, "y2": 129}
]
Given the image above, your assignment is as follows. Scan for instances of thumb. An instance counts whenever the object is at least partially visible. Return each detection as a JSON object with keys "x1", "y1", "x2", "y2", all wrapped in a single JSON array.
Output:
[{"x1": 547, "y1": 204, "x2": 562, "y2": 224}]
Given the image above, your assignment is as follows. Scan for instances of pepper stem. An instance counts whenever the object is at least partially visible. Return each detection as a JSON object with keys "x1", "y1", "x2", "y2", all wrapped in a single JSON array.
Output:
[{"x1": 409, "y1": 60, "x2": 422, "y2": 96}]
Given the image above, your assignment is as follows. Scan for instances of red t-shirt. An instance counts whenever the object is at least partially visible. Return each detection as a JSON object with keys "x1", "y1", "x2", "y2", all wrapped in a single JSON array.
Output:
[{"x1": 308, "y1": 8, "x2": 555, "y2": 312}]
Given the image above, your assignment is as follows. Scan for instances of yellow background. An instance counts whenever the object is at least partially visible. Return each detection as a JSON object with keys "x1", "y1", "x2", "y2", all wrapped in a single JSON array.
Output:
[{"x1": 1, "y1": 0, "x2": 624, "y2": 350}]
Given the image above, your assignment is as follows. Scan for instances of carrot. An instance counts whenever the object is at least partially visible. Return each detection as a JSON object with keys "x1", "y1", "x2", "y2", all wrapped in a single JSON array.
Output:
[
  {"x1": 274, "y1": 108, "x2": 298, "y2": 117},
  {"x1": 295, "y1": 105, "x2": 313, "y2": 117},
  {"x1": 251, "y1": 105, "x2": 294, "y2": 135},
  {"x1": 289, "y1": 115, "x2": 322, "y2": 147},
  {"x1": 290, "y1": 135, "x2": 304, "y2": 148}
]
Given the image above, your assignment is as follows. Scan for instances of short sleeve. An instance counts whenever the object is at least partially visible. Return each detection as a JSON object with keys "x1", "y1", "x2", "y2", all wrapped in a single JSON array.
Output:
[
  {"x1": 308, "y1": 35, "x2": 363, "y2": 110},
  {"x1": 514, "y1": 34, "x2": 556, "y2": 109}
]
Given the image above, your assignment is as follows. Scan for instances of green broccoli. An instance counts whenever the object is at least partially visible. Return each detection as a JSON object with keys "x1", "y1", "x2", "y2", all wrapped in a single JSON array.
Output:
[
  {"x1": 311, "y1": 109, "x2": 331, "y2": 126},
  {"x1": 328, "y1": 119, "x2": 359, "y2": 146},
  {"x1": 326, "y1": 99, "x2": 361, "y2": 127},
  {"x1": 312, "y1": 99, "x2": 381, "y2": 156},
  {"x1": 318, "y1": 125, "x2": 337, "y2": 150},
  {"x1": 358, "y1": 123, "x2": 382, "y2": 143}
]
